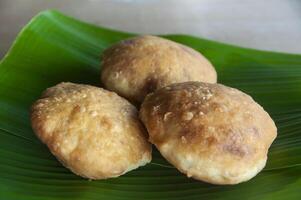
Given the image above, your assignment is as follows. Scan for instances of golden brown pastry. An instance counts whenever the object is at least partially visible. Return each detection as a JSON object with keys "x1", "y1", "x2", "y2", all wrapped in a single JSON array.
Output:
[
  {"x1": 31, "y1": 82, "x2": 151, "y2": 179},
  {"x1": 101, "y1": 35, "x2": 217, "y2": 104},
  {"x1": 140, "y1": 82, "x2": 277, "y2": 185}
]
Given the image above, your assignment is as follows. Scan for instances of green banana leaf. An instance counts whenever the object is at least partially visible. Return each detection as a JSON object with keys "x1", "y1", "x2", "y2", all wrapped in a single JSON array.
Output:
[{"x1": 0, "y1": 10, "x2": 300, "y2": 200}]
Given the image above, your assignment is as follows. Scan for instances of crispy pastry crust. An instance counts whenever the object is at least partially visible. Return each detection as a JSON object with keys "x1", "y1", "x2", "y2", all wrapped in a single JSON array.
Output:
[
  {"x1": 31, "y1": 82, "x2": 151, "y2": 179},
  {"x1": 140, "y1": 82, "x2": 277, "y2": 184},
  {"x1": 101, "y1": 35, "x2": 217, "y2": 103}
]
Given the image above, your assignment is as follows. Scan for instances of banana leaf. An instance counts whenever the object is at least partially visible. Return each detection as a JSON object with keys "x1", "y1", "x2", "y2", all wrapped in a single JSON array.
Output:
[{"x1": 0, "y1": 10, "x2": 300, "y2": 200}]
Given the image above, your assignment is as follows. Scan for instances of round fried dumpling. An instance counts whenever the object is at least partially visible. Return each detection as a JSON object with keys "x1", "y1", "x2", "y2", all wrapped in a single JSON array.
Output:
[
  {"x1": 101, "y1": 35, "x2": 217, "y2": 104},
  {"x1": 140, "y1": 82, "x2": 277, "y2": 185},
  {"x1": 31, "y1": 82, "x2": 151, "y2": 179}
]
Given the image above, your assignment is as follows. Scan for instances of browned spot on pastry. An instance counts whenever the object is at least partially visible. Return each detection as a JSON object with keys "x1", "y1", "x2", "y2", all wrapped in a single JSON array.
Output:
[
  {"x1": 206, "y1": 136, "x2": 217, "y2": 147},
  {"x1": 100, "y1": 116, "x2": 112, "y2": 130},
  {"x1": 72, "y1": 105, "x2": 81, "y2": 114},
  {"x1": 143, "y1": 77, "x2": 158, "y2": 94},
  {"x1": 180, "y1": 123, "x2": 205, "y2": 143}
]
